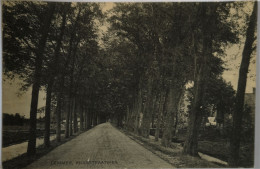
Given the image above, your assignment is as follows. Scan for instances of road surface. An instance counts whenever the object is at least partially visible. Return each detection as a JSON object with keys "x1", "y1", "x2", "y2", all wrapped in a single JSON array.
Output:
[{"x1": 24, "y1": 123, "x2": 173, "y2": 169}]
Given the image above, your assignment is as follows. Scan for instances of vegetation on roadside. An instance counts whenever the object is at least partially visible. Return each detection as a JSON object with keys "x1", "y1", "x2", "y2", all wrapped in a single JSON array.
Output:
[
  {"x1": 2, "y1": 130, "x2": 86, "y2": 169},
  {"x1": 3, "y1": 130, "x2": 44, "y2": 147},
  {"x1": 120, "y1": 128, "x2": 221, "y2": 168}
]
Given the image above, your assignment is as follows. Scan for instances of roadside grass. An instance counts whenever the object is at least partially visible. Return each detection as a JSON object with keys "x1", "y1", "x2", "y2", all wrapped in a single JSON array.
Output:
[
  {"x1": 3, "y1": 131, "x2": 32, "y2": 147},
  {"x1": 119, "y1": 129, "x2": 222, "y2": 168},
  {"x1": 2, "y1": 131, "x2": 86, "y2": 169},
  {"x1": 198, "y1": 140, "x2": 254, "y2": 167},
  {"x1": 117, "y1": 126, "x2": 254, "y2": 168},
  {"x1": 173, "y1": 128, "x2": 254, "y2": 167},
  {"x1": 198, "y1": 140, "x2": 228, "y2": 162}
]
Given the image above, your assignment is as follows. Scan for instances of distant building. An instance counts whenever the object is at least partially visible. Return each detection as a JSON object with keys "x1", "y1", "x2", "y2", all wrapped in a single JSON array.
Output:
[
  {"x1": 204, "y1": 87, "x2": 256, "y2": 129},
  {"x1": 206, "y1": 116, "x2": 217, "y2": 126}
]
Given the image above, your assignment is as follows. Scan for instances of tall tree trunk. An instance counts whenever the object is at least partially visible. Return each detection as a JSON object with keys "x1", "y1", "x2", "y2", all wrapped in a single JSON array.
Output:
[
  {"x1": 141, "y1": 76, "x2": 153, "y2": 138},
  {"x1": 183, "y1": 44, "x2": 210, "y2": 156},
  {"x1": 93, "y1": 109, "x2": 97, "y2": 126},
  {"x1": 80, "y1": 97, "x2": 84, "y2": 131},
  {"x1": 97, "y1": 113, "x2": 101, "y2": 125},
  {"x1": 85, "y1": 107, "x2": 89, "y2": 129},
  {"x1": 70, "y1": 97, "x2": 75, "y2": 135},
  {"x1": 64, "y1": 7, "x2": 81, "y2": 137},
  {"x1": 155, "y1": 92, "x2": 165, "y2": 141},
  {"x1": 125, "y1": 105, "x2": 130, "y2": 130},
  {"x1": 151, "y1": 95, "x2": 157, "y2": 129},
  {"x1": 53, "y1": 5, "x2": 68, "y2": 142},
  {"x1": 44, "y1": 4, "x2": 68, "y2": 146},
  {"x1": 183, "y1": 64, "x2": 207, "y2": 156},
  {"x1": 88, "y1": 111, "x2": 92, "y2": 129},
  {"x1": 174, "y1": 110, "x2": 178, "y2": 135},
  {"x1": 27, "y1": 3, "x2": 56, "y2": 156},
  {"x1": 161, "y1": 84, "x2": 184, "y2": 147},
  {"x1": 174, "y1": 88, "x2": 184, "y2": 135},
  {"x1": 183, "y1": 4, "x2": 214, "y2": 156},
  {"x1": 68, "y1": 57, "x2": 75, "y2": 136},
  {"x1": 84, "y1": 105, "x2": 87, "y2": 130},
  {"x1": 73, "y1": 97, "x2": 78, "y2": 133},
  {"x1": 65, "y1": 98, "x2": 70, "y2": 138},
  {"x1": 126, "y1": 105, "x2": 135, "y2": 132},
  {"x1": 134, "y1": 86, "x2": 142, "y2": 134},
  {"x1": 56, "y1": 91, "x2": 62, "y2": 142},
  {"x1": 44, "y1": 80, "x2": 53, "y2": 147},
  {"x1": 229, "y1": 2, "x2": 257, "y2": 167}
]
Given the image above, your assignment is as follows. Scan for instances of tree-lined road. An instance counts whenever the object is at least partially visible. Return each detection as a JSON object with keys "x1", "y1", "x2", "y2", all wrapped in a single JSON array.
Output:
[
  {"x1": 3, "y1": 2, "x2": 256, "y2": 167},
  {"x1": 24, "y1": 123, "x2": 173, "y2": 169}
]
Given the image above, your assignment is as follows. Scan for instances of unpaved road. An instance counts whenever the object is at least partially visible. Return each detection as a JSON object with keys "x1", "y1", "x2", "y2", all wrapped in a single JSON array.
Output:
[{"x1": 24, "y1": 123, "x2": 173, "y2": 169}]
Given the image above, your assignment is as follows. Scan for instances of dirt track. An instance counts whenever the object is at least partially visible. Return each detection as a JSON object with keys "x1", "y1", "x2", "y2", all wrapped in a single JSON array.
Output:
[{"x1": 24, "y1": 123, "x2": 173, "y2": 169}]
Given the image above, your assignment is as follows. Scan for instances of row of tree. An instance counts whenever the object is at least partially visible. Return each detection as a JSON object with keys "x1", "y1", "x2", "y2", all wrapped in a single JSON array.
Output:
[
  {"x1": 104, "y1": 2, "x2": 257, "y2": 167},
  {"x1": 3, "y1": 113, "x2": 28, "y2": 126},
  {"x1": 3, "y1": 2, "x2": 109, "y2": 155},
  {"x1": 3, "y1": 1, "x2": 257, "y2": 167}
]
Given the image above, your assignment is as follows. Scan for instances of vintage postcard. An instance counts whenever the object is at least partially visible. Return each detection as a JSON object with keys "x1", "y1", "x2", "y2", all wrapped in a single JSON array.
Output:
[{"x1": 1, "y1": 1, "x2": 258, "y2": 168}]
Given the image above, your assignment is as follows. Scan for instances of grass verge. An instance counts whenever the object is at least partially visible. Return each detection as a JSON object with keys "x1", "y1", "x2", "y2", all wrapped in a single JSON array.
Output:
[
  {"x1": 2, "y1": 131, "x2": 86, "y2": 169},
  {"x1": 119, "y1": 128, "x2": 223, "y2": 168}
]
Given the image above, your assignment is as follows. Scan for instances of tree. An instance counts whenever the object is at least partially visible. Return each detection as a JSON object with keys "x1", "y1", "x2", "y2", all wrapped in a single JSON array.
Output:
[
  {"x1": 27, "y1": 3, "x2": 56, "y2": 155},
  {"x1": 108, "y1": 3, "x2": 193, "y2": 141},
  {"x1": 3, "y1": 1, "x2": 57, "y2": 155},
  {"x1": 3, "y1": 1, "x2": 102, "y2": 149},
  {"x1": 183, "y1": 2, "x2": 238, "y2": 156},
  {"x1": 43, "y1": 2, "x2": 70, "y2": 147},
  {"x1": 229, "y1": 2, "x2": 257, "y2": 166},
  {"x1": 205, "y1": 77, "x2": 236, "y2": 129}
]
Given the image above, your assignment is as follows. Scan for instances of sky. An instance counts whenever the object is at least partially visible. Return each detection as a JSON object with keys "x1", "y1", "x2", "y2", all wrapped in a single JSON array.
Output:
[
  {"x1": 2, "y1": 78, "x2": 46, "y2": 118},
  {"x1": 2, "y1": 2, "x2": 257, "y2": 118},
  {"x1": 222, "y1": 42, "x2": 256, "y2": 94}
]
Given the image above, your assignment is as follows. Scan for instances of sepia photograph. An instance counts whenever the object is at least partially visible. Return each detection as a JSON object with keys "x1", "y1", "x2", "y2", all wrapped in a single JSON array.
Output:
[{"x1": 1, "y1": 1, "x2": 258, "y2": 168}]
